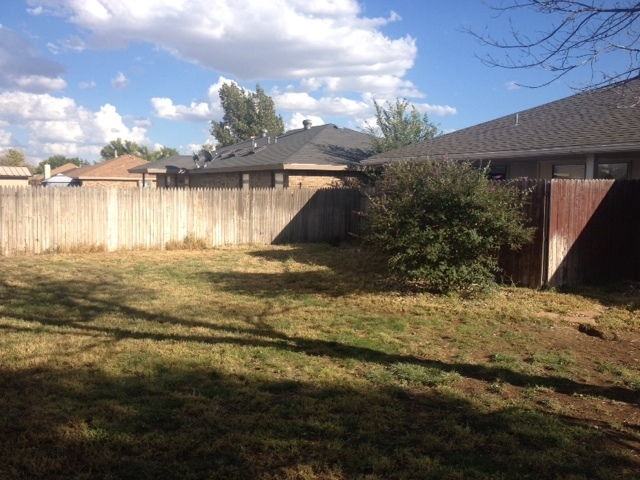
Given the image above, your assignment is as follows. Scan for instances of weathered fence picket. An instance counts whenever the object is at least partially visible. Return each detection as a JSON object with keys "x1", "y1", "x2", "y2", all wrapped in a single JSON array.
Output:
[
  {"x1": 2, "y1": 181, "x2": 639, "y2": 288},
  {"x1": 0, "y1": 186, "x2": 363, "y2": 256}
]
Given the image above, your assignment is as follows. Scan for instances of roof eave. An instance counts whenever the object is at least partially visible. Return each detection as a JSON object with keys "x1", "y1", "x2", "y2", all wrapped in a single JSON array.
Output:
[
  {"x1": 363, "y1": 142, "x2": 640, "y2": 164},
  {"x1": 188, "y1": 163, "x2": 349, "y2": 174}
]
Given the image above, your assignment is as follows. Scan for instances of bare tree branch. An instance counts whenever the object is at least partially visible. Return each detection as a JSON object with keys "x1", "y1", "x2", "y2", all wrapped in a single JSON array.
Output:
[{"x1": 465, "y1": 1, "x2": 640, "y2": 90}]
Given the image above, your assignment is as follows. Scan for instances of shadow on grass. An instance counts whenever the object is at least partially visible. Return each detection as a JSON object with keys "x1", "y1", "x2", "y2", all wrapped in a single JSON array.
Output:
[
  {"x1": 0, "y1": 364, "x2": 637, "y2": 479},
  {"x1": 1, "y1": 269, "x2": 638, "y2": 408},
  {"x1": 0, "y1": 256, "x2": 639, "y2": 478}
]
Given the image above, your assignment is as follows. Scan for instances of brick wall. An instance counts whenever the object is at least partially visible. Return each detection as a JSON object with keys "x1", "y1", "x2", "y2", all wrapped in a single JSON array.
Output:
[
  {"x1": 249, "y1": 171, "x2": 273, "y2": 188},
  {"x1": 189, "y1": 172, "x2": 241, "y2": 188},
  {"x1": 80, "y1": 179, "x2": 140, "y2": 188},
  {"x1": 286, "y1": 171, "x2": 364, "y2": 189}
]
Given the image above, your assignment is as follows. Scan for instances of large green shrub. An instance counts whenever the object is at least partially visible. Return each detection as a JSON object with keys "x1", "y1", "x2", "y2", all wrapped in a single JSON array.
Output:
[{"x1": 364, "y1": 160, "x2": 534, "y2": 293}]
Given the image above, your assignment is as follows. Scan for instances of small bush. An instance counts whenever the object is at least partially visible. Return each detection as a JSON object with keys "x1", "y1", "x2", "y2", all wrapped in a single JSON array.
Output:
[{"x1": 364, "y1": 159, "x2": 534, "y2": 293}]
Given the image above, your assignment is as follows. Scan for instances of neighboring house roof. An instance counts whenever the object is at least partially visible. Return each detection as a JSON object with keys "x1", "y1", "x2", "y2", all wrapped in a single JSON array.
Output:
[
  {"x1": 129, "y1": 154, "x2": 194, "y2": 174},
  {"x1": 131, "y1": 123, "x2": 373, "y2": 175},
  {"x1": 40, "y1": 173, "x2": 80, "y2": 186},
  {"x1": 33, "y1": 162, "x2": 80, "y2": 182},
  {"x1": 0, "y1": 166, "x2": 33, "y2": 178},
  {"x1": 364, "y1": 77, "x2": 640, "y2": 165},
  {"x1": 67, "y1": 155, "x2": 148, "y2": 180}
]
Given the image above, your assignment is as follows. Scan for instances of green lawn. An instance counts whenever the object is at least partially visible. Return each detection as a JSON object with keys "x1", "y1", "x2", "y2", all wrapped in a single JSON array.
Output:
[{"x1": 0, "y1": 244, "x2": 638, "y2": 479}]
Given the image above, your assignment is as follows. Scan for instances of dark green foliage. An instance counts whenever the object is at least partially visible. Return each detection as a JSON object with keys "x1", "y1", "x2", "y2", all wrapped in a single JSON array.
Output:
[
  {"x1": 210, "y1": 83, "x2": 285, "y2": 147},
  {"x1": 364, "y1": 160, "x2": 534, "y2": 293},
  {"x1": 363, "y1": 98, "x2": 440, "y2": 153},
  {"x1": 0, "y1": 148, "x2": 30, "y2": 168},
  {"x1": 35, "y1": 155, "x2": 89, "y2": 174},
  {"x1": 100, "y1": 139, "x2": 178, "y2": 162}
]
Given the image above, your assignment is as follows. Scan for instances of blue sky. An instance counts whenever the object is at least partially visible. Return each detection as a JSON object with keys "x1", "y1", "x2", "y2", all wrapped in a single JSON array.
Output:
[{"x1": 0, "y1": 1, "x2": 612, "y2": 164}]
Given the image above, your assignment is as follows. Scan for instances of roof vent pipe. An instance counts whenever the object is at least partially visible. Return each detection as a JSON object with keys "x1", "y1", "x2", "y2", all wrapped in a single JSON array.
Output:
[
  {"x1": 260, "y1": 128, "x2": 268, "y2": 137},
  {"x1": 44, "y1": 164, "x2": 51, "y2": 180},
  {"x1": 303, "y1": 119, "x2": 312, "y2": 130}
]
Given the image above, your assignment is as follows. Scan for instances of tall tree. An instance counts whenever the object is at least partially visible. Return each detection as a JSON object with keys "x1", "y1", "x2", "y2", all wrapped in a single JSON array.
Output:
[
  {"x1": 0, "y1": 148, "x2": 30, "y2": 168},
  {"x1": 100, "y1": 138, "x2": 151, "y2": 161},
  {"x1": 150, "y1": 146, "x2": 179, "y2": 161},
  {"x1": 363, "y1": 99, "x2": 440, "y2": 154},
  {"x1": 210, "y1": 83, "x2": 285, "y2": 147},
  {"x1": 100, "y1": 139, "x2": 178, "y2": 162},
  {"x1": 35, "y1": 155, "x2": 89, "y2": 174},
  {"x1": 469, "y1": 1, "x2": 640, "y2": 90}
]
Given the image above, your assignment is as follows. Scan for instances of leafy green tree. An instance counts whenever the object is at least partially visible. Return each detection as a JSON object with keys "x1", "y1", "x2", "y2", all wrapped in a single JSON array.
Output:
[
  {"x1": 364, "y1": 159, "x2": 534, "y2": 294},
  {"x1": 100, "y1": 139, "x2": 178, "y2": 162},
  {"x1": 364, "y1": 99, "x2": 440, "y2": 154},
  {"x1": 100, "y1": 138, "x2": 150, "y2": 161},
  {"x1": 0, "y1": 148, "x2": 30, "y2": 168},
  {"x1": 150, "y1": 146, "x2": 179, "y2": 161},
  {"x1": 210, "y1": 83, "x2": 285, "y2": 147},
  {"x1": 35, "y1": 155, "x2": 89, "y2": 174}
]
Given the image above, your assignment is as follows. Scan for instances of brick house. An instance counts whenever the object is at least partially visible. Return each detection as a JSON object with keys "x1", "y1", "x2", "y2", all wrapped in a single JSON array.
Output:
[
  {"x1": 130, "y1": 121, "x2": 373, "y2": 189},
  {"x1": 66, "y1": 155, "x2": 152, "y2": 187},
  {"x1": 363, "y1": 77, "x2": 640, "y2": 180}
]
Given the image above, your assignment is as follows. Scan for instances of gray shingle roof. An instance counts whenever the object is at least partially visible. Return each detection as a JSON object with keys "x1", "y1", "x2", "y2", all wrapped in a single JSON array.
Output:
[
  {"x1": 131, "y1": 124, "x2": 373, "y2": 174},
  {"x1": 364, "y1": 77, "x2": 640, "y2": 165}
]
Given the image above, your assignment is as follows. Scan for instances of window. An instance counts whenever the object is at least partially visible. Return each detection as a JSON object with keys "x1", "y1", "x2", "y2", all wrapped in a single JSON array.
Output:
[
  {"x1": 165, "y1": 175, "x2": 171, "y2": 187},
  {"x1": 488, "y1": 165, "x2": 507, "y2": 180},
  {"x1": 552, "y1": 164, "x2": 585, "y2": 179},
  {"x1": 597, "y1": 163, "x2": 628, "y2": 180},
  {"x1": 242, "y1": 173, "x2": 250, "y2": 189},
  {"x1": 274, "y1": 172, "x2": 284, "y2": 188}
]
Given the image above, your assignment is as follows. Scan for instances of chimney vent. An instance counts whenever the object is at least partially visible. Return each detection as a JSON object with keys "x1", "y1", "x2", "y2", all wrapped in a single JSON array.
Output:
[
  {"x1": 44, "y1": 164, "x2": 51, "y2": 180},
  {"x1": 260, "y1": 128, "x2": 268, "y2": 137},
  {"x1": 303, "y1": 119, "x2": 312, "y2": 130}
]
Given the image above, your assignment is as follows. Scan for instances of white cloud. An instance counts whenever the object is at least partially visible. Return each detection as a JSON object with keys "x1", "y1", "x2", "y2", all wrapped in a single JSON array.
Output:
[
  {"x1": 274, "y1": 91, "x2": 370, "y2": 117},
  {"x1": 285, "y1": 113, "x2": 324, "y2": 132},
  {"x1": 78, "y1": 81, "x2": 96, "y2": 89},
  {"x1": 151, "y1": 76, "x2": 233, "y2": 122},
  {"x1": 13, "y1": 75, "x2": 67, "y2": 92},
  {"x1": 28, "y1": 0, "x2": 417, "y2": 82},
  {"x1": 414, "y1": 102, "x2": 457, "y2": 117},
  {"x1": 506, "y1": 81, "x2": 521, "y2": 90},
  {"x1": 153, "y1": 75, "x2": 455, "y2": 138},
  {"x1": 151, "y1": 97, "x2": 214, "y2": 122},
  {"x1": 60, "y1": 36, "x2": 86, "y2": 52},
  {"x1": 0, "y1": 27, "x2": 67, "y2": 93},
  {"x1": 111, "y1": 72, "x2": 129, "y2": 89},
  {"x1": 0, "y1": 91, "x2": 148, "y2": 159},
  {"x1": 0, "y1": 129, "x2": 13, "y2": 147}
]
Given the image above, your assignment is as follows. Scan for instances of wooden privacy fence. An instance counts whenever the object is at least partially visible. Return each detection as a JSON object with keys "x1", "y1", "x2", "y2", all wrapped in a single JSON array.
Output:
[
  {"x1": 547, "y1": 179, "x2": 640, "y2": 287},
  {"x1": 501, "y1": 179, "x2": 640, "y2": 288},
  {"x1": 0, "y1": 187, "x2": 363, "y2": 256},
  {"x1": 2, "y1": 180, "x2": 638, "y2": 288}
]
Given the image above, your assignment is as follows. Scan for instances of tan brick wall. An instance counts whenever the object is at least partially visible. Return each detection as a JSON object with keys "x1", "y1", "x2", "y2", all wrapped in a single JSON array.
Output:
[
  {"x1": 286, "y1": 171, "x2": 364, "y2": 189},
  {"x1": 189, "y1": 172, "x2": 241, "y2": 189},
  {"x1": 80, "y1": 179, "x2": 140, "y2": 188}
]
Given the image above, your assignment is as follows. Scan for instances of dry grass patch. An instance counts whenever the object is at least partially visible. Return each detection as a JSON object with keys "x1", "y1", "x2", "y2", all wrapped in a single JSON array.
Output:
[{"x1": 0, "y1": 244, "x2": 638, "y2": 479}]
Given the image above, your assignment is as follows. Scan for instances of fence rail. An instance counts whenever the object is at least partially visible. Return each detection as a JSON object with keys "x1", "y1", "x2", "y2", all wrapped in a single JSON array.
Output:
[{"x1": 0, "y1": 187, "x2": 363, "y2": 256}]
